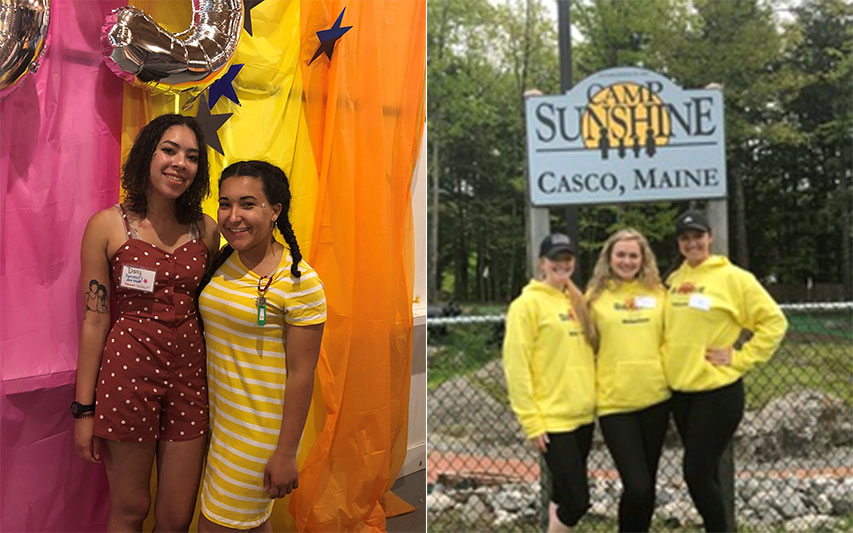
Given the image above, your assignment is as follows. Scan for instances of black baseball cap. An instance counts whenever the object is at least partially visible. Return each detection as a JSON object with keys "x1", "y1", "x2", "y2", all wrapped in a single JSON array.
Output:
[
  {"x1": 676, "y1": 210, "x2": 711, "y2": 234},
  {"x1": 539, "y1": 232, "x2": 577, "y2": 258}
]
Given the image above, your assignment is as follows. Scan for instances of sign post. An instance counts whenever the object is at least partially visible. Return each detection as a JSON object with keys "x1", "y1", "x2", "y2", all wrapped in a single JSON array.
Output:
[
  {"x1": 708, "y1": 198, "x2": 735, "y2": 532},
  {"x1": 556, "y1": 0, "x2": 579, "y2": 285}
]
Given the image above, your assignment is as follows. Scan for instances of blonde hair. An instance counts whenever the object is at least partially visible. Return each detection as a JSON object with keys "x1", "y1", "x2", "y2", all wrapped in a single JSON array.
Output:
[
  {"x1": 537, "y1": 258, "x2": 599, "y2": 350},
  {"x1": 586, "y1": 228, "x2": 663, "y2": 305}
]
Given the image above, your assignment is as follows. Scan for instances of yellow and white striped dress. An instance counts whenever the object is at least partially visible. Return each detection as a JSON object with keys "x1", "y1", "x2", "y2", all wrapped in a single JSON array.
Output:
[{"x1": 198, "y1": 248, "x2": 326, "y2": 529}]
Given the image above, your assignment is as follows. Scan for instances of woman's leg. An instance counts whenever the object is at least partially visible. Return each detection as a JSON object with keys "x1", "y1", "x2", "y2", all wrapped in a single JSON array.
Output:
[
  {"x1": 600, "y1": 412, "x2": 655, "y2": 532},
  {"x1": 676, "y1": 381, "x2": 744, "y2": 532},
  {"x1": 153, "y1": 435, "x2": 207, "y2": 532},
  {"x1": 103, "y1": 440, "x2": 157, "y2": 532},
  {"x1": 638, "y1": 399, "x2": 671, "y2": 504},
  {"x1": 542, "y1": 424, "x2": 594, "y2": 529},
  {"x1": 546, "y1": 501, "x2": 568, "y2": 533}
]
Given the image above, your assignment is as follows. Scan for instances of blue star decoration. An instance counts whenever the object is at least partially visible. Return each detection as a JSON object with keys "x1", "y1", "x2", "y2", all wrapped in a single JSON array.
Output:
[
  {"x1": 208, "y1": 63, "x2": 244, "y2": 109},
  {"x1": 309, "y1": 7, "x2": 353, "y2": 65},
  {"x1": 244, "y1": 0, "x2": 265, "y2": 37},
  {"x1": 194, "y1": 93, "x2": 232, "y2": 156}
]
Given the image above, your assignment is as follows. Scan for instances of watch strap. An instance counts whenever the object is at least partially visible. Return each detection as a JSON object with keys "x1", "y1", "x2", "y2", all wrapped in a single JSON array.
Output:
[{"x1": 71, "y1": 401, "x2": 96, "y2": 419}]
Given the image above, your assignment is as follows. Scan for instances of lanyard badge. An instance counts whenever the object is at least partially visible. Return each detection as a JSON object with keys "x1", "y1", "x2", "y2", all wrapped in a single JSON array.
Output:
[{"x1": 256, "y1": 275, "x2": 274, "y2": 325}]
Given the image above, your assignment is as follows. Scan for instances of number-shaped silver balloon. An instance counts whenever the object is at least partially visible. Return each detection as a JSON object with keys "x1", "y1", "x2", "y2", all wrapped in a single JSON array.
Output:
[
  {"x1": 102, "y1": 0, "x2": 243, "y2": 95},
  {"x1": 0, "y1": 0, "x2": 51, "y2": 100}
]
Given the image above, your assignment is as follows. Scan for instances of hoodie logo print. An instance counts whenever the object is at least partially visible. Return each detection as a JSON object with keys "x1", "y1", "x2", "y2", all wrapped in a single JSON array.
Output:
[
  {"x1": 614, "y1": 297, "x2": 637, "y2": 311},
  {"x1": 670, "y1": 282, "x2": 705, "y2": 294},
  {"x1": 559, "y1": 308, "x2": 576, "y2": 322}
]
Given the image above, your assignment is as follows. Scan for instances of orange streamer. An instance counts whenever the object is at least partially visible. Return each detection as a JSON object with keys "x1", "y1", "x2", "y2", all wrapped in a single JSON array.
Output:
[{"x1": 290, "y1": 0, "x2": 426, "y2": 531}]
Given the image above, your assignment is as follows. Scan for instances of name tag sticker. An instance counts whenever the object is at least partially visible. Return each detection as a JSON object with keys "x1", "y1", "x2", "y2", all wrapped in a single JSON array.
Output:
[
  {"x1": 120, "y1": 265, "x2": 156, "y2": 293},
  {"x1": 688, "y1": 293, "x2": 711, "y2": 311},
  {"x1": 634, "y1": 296, "x2": 657, "y2": 309}
]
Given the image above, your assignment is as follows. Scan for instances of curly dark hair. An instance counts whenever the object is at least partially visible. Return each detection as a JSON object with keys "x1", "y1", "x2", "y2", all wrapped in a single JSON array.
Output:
[{"x1": 121, "y1": 114, "x2": 210, "y2": 225}]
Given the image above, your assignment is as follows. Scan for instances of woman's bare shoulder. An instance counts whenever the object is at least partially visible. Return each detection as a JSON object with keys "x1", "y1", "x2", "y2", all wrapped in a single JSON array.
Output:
[
  {"x1": 200, "y1": 213, "x2": 221, "y2": 253},
  {"x1": 84, "y1": 206, "x2": 123, "y2": 235}
]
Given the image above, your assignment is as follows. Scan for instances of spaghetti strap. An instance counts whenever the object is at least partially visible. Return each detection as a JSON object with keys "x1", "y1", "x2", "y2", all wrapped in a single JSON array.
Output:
[
  {"x1": 189, "y1": 219, "x2": 201, "y2": 241},
  {"x1": 114, "y1": 204, "x2": 136, "y2": 240}
]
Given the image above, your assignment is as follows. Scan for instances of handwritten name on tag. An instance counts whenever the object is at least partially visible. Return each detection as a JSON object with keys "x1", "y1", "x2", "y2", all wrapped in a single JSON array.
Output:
[{"x1": 120, "y1": 265, "x2": 156, "y2": 293}]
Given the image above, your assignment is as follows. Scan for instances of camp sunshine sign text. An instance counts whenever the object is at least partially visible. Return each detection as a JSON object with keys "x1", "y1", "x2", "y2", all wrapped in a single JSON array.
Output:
[{"x1": 525, "y1": 67, "x2": 726, "y2": 206}]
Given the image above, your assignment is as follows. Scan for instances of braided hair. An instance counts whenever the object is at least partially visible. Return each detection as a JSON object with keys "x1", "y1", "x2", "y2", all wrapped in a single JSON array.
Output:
[{"x1": 196, "y1": 160, "x2": 303, "y2": 299}]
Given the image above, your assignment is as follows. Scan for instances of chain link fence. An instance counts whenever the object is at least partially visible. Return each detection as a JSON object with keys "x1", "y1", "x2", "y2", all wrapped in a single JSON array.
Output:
[{"x1": 426, "y1": 303, "x2": 853, "y2": 532}]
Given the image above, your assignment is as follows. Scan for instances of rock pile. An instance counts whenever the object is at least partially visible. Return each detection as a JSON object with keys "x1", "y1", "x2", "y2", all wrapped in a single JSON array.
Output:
[
  {"x1": 737, "y1": 389, "x2": 852, "y2": 462},
  {"x1": 427, "y1": 475, "x2": 853, "y2": 531}
]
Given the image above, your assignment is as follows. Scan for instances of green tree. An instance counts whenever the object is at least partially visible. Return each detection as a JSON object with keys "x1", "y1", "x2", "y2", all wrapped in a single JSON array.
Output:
[
  {"x1": 428, "y1": 0, "x2": 558, "y2": 302},
  {"x1": 774, "y1": 0, "x2": 852, "y2": 292}
]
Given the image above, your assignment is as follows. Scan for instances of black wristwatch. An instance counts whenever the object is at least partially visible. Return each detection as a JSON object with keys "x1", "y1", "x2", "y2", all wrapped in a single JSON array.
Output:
[{"x1": 71, "y1": 401, "x2": 95, "y2": 419}]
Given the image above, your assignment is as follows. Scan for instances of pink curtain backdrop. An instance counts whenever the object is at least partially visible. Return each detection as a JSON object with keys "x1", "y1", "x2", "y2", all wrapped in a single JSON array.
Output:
[{"x1": 0, "y1": 1, "x2": 124, "y2": 530}]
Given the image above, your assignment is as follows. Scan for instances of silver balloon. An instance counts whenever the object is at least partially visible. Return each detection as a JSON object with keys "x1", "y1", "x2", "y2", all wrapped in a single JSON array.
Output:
[
  {"x1": 102, "y1": 0, "x2": 242, "y2": 95},
  {"x1": 0, "y1": 0, "x2": 51, "y2": 100}
]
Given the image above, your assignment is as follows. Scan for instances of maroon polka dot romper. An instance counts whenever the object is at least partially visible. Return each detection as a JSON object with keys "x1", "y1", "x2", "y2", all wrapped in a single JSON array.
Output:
[{"x1": 93, "y1": 204, "x2": 209, "y2": 442}]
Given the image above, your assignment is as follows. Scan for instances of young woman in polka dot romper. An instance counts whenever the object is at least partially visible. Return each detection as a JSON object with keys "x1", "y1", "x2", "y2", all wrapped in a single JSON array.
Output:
[{"x1": 73, "y1": 114, "x2": 220, "y2": 531}]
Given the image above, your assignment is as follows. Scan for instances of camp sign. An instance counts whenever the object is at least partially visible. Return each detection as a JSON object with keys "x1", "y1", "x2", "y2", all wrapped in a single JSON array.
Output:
[{"x1": 525, "y1": 67, "x2": 726, "y2": 206}]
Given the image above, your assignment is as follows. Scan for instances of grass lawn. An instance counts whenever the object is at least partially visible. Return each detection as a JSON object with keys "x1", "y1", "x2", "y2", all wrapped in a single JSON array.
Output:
[
  {"x1": 744, "y1": 338, "x2": 851, "y2": 409},
  {"x1": 428, "y1": 325, "x2": 500, "y2": 391}
]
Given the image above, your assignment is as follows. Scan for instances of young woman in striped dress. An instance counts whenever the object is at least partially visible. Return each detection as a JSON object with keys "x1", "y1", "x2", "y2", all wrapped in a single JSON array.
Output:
[{"x1": 196, "y1": 160, "x2": 326, "y2": 531}]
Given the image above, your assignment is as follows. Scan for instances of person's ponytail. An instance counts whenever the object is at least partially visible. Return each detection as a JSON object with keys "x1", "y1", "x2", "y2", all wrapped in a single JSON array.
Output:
[{"x1": 566, "y1": 279, "x2": 598, "y2": 352}]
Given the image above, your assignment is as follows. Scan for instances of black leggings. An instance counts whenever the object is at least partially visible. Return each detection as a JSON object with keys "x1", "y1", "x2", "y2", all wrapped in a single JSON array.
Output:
[
  {"x1": 672, "y1": 379, "x2": 744, "y2": 532},
  {"x1": 542, "y1": 424, "x2": 594, "y2": 526},
  {"x1": 599, "y1": 399, "x2": 671, "y2": 532}
]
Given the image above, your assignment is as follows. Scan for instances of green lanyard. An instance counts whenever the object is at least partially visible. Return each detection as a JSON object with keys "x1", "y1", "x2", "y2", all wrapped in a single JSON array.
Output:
[{"x1": 256, "y1": 274, "x2": 274, "y2": 326}]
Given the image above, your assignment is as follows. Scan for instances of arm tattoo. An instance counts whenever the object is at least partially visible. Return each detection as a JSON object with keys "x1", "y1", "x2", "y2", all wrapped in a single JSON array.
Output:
[{"x1": 84, "y1": 279, "x2": 108, "y2": 318}]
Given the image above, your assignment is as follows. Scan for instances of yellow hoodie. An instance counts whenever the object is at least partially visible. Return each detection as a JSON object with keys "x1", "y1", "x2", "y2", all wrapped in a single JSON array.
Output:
[
  {"x1": 663, "y1": 255, "x2": 788, "y2": 392},
  {"x1": 502, "y1": 279, "x2": 596, "y2": 438},
  {"x1": 590, "y1": 280, "x2": 670, "y2": 416}
]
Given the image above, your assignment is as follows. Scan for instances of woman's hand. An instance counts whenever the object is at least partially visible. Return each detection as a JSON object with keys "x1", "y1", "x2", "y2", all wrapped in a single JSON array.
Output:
[
  {"x1": 529, "y1": 433, "x2": 549, "y2": 453},
  {"x1": 263, "y1": 449, "x2": 299, "y2": 499},
  {"x1": 74, "y1": 417, "x2": 102, "y2": 463},
  {"x1": 705, "y1": 346, "x2": 733, "y2": 366}
]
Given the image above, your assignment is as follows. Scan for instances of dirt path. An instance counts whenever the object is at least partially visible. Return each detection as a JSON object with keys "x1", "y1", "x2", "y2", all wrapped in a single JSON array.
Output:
[{"x1": 428, "y1": 449, "x2": 853, "y2": 484}]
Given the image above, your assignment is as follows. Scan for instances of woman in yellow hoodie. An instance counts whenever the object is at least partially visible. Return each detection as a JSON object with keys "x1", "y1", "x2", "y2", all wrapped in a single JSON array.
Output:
[
  {"x1": 503, "y1": 233, "x2": 597, "y2": 532},
  {"x1": 664, "y1": 210, "x2": 787, "y2": 532},
  {"x1": 587, "y1": 228, "x2": 670, "y2": 532}
]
